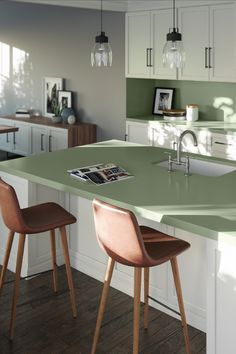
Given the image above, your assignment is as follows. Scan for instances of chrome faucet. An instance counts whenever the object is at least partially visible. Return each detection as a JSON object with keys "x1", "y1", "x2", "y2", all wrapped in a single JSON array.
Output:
[
  {"x1": 176, "y1": 130, "x2": 198, "y2": 163},
  {"x1": 168, "y1": 129, "x2": 198, "y2": 176}
]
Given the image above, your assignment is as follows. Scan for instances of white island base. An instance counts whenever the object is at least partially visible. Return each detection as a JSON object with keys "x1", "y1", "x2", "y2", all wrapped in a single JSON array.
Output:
[{"x1": 0, "y1": 172, "x2": 235, "y2": 354}]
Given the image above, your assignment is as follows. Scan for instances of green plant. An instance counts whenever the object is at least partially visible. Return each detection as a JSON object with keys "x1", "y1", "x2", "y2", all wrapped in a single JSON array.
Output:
[{"x1": 52, "y1": 103, "x2": 62, "y2": 117}]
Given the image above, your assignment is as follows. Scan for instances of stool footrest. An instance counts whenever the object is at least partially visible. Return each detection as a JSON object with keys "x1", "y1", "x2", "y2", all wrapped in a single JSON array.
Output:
[
  {"x1": 147, "y1": 295, "x2": 180, "y2": 316},
  {"x1": 3, "y1": 267, "x2": 57, "y2": 285}
]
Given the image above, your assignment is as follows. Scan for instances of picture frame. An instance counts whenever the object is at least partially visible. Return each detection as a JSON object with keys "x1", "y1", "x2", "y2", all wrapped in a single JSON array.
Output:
[
  {"x1": 58, "y1": 90, "x2": 72, "y2": 110},
  {"x1": 152, "y1": 87, "x2": 174, "y2": 115},
  {"x1": 43, "y1": 77, "x2": 63, "y2": 117}
]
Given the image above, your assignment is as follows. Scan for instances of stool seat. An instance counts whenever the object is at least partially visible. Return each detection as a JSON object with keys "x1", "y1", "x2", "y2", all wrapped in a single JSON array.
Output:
[
  {"x1": 21, "y1": 202, "x2": 76, "y2": 234},
  {"x1": 141, "y1": 226, "x2": 190, "y2": 266}
]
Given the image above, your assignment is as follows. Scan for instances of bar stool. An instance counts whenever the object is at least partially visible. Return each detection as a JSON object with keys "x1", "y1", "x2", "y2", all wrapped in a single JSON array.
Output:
[
  {"x1": 91, "y1": 198, "x2": 191, "y2": 354},
  {"x1": 0, "y1": 178, "x2": 77, "y2": 339}
]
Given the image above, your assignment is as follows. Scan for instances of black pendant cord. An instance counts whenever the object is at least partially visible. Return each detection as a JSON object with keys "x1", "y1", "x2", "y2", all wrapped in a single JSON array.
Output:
[
  {"x1": 173, "y1": 0, "x2": 176, "y2": 29},
  {"x1": 101, "y1": 0, "x2": 103, "y2": 33}
]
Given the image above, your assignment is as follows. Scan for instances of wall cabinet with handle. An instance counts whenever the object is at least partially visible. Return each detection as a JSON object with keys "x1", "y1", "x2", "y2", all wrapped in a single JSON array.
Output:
[
  {"x1": 125, "y1": 10, "x2": 177, "y2": 79},
  {"x1": 179, "y1": 3, "x2": 236, "y2": 82}
]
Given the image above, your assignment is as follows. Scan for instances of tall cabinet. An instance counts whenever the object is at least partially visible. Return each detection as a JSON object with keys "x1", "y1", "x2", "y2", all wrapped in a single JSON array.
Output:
[{"x1": 179, "y1": 3, "x2": 236, "y2": 82}]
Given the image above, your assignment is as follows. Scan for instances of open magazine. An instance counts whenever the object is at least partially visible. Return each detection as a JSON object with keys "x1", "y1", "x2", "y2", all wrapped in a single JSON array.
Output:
[{"x1": 67, "y1": 163, "x2": 133, "y2": 185}]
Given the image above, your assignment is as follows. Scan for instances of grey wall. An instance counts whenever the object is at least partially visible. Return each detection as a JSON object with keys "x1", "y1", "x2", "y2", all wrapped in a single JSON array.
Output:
[{"x1": 0, "y1": 1, "x2": 126, "y2": 141}]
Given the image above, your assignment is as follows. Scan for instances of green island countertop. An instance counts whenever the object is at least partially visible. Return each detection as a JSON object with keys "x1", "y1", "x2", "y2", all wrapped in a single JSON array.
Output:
[{"x1": 0, "y1": 140, "x2": 236, "y2": 241}]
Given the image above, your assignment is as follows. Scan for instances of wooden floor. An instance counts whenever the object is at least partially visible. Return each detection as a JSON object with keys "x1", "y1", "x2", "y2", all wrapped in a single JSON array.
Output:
[{"x1": 0, "y1": 266, "x2": 206, "y2": 354}]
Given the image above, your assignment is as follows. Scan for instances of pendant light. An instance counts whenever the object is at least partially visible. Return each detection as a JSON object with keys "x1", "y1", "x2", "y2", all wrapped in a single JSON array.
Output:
[
  {"x1": 163, "y1": 0, "x2": 185, "y2": 69},
  {"x1": 91, "y1": 0, "x2": 112, "y2": 67}
]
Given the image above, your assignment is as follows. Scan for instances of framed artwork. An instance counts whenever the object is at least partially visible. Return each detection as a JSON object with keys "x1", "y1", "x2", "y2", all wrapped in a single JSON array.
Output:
[
  {"x1": 43, "y1": 77, "x2": 63, "y2": 117},
  {"x1": 58, "y1": 90, "x2": 72, "y2": 110},
  {"x1": 152, "y1": 87, "x2": 174, "y2": 115}
]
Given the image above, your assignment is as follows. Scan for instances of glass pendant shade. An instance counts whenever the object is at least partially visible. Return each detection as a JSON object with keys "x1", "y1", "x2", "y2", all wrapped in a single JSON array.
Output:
[
  {"x1": 163, "y1": 31, "x2": 185, "y2": 69},
  {"x1": 91, "y1": 32, "x2": 112, "y2": 67}
]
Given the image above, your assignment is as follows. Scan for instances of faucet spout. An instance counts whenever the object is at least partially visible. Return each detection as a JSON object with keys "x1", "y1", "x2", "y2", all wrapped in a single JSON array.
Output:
[{"x1": 176, "y1": 130, "x2": 198, "y2": 163}]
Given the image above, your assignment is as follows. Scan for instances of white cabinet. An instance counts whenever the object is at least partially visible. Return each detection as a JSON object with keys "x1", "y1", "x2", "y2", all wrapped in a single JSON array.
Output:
[
  {"x1": 125, "y1": 10, "x2": 176, "y2": 79},
  {"x1": 210, "y1": 132, "x2": 236, "y2": 160},
  {"x1": 0, "y1": 118, "x2": 31, "y2": 156},
  {"x1": 126, "y1": 120, "x2": 150, "y2": 145},
  {"x1": 179, "y1": 3, "x2": 236, "y2": 82},
  {"x1": 31, "y1": 125, "x2": 68, "y2": 155}
]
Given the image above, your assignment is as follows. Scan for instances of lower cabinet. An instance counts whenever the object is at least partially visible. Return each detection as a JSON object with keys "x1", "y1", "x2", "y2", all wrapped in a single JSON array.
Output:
[
  {"x1": 210, "y1": 132, "x2": 236, "y2": 160},
  {"x1": 0, "y1": 118, "x2": 31, "y2": 155},
  {"x1": 126, "y1": 120, "x2": 150, "y2": 145},
  {"x1": 31, "y1": 125, "x2": 68, "y2": 154}
]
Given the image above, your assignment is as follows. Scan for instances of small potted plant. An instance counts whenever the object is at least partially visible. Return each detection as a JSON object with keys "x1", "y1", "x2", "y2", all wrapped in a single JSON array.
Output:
[{"x1": 52, "y1": 103, "x2": 62, "y2": 123}]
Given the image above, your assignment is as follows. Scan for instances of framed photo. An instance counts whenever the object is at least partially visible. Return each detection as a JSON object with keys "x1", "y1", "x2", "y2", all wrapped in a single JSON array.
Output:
[
  {"x1": 152, "y1": 88, "x2": 174, "y2": 115},
  {"x1": 58, "y1": 90, "x2": 72, "y2": 110},
  {"x1": 43, "y1": 77, "x2": 63, "y2": 117}
]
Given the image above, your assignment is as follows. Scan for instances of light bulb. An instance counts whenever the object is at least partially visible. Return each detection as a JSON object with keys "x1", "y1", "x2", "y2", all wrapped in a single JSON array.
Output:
[{"x1": 163, "y1": 40, "x2": 185, "y2": 69}]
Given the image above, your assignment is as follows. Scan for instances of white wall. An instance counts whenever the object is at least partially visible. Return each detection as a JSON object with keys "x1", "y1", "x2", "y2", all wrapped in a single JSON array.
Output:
[{"x1": 0, "y1": 1, "x2": 126, "y2": 141}]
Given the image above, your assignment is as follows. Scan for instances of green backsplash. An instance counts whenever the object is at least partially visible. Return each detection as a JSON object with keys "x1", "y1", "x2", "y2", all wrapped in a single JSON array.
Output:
[{"x1": 127, "y1": 78, "x2": 236, "y2": 121}]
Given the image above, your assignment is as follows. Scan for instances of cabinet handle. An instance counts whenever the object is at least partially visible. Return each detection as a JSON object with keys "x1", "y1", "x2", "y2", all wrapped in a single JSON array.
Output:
[
  {"x1": 205, "y1": 47, "x2": 208, "y2": 68},
  {"x1": 149, "y1": 48, "x2": 153, "y2": 67},
  {"x1": 124, "y1": 133, "x2": 128, "y2": 141},
  {"x1": 208, "y1": 47, "x2": 212, "y2": 68},
  {"x1": 49, "y1": 135, "x2": 52, "y2": 152},
  {"x1": 146, "y1": 48, "x2": 149, "y2": 67},
  {"x1": 41, "y1": 134, "x2": 44, "y2": 151},
  {"x1": 214, "y1": 141, "x2": 232, "y2": 146},
  {"x1": 13, "y1": 132, "x2": 16, "y2": 145},
  {"x1": 6, "y1": 133, "x2": 9, "y2": 143}
]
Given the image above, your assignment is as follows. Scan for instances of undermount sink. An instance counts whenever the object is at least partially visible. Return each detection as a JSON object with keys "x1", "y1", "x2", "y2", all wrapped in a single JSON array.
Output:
[{"x1": 157, "y1": 158, "x2": 236, "y2": 177}]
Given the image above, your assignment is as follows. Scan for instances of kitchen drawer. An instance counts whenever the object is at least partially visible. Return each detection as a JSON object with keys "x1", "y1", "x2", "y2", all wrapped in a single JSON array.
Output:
[{"x1": 211, "y1": 133, "x2": 236, "y2": 160}]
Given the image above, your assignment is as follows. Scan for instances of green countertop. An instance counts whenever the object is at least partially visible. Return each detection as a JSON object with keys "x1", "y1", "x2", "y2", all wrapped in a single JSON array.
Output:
[
  {"x1": 127, "y1": 116, "x2": 236, "y2": 134},
  {"x1": 1, "y1": 140, "x2": 236, "y2": 241}
]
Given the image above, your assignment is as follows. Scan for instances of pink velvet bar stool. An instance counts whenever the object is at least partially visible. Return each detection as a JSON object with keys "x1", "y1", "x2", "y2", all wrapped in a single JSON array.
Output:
[
  {"x1": 91, "y1": 198, "x2": 191, "y2": 354},
  {"x1": 0, "y1": 178, "x2": 77, "y2": 340}
]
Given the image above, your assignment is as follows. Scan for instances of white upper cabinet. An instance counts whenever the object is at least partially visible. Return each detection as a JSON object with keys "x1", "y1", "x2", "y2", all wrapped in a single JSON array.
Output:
[
  {"x1": 125, "y1": 12, "x2": 151, "y2": 78},
  {"x1": 179, "y1": 3, "x2": 236, "y2": 82},
  {"x1": 125, "y1": 10, "x2": 177, "y2": 79}
]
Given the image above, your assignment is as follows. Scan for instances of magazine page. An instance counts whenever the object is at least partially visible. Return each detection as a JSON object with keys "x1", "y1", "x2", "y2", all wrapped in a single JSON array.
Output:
[{"x1": 68, "y1": 163, "x2": 133, "y2": 185}]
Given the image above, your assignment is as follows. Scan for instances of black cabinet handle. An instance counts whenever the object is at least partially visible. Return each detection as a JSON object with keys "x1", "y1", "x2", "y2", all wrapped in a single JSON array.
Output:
[
  {"x1": 41, "y1": 134, "x2": 44, "y2": 151},
  {"x1": 6, "y1": 133, "x2": 9, "y2": 143},
  {"x1": 146, "y1": 48, "x2": 149, "y2": 67},
  {"x1": 49, "y1": 135, "x2": 52, "y2": 152},
  {"x1": 124, "y1": 133, "x2": 128, "y2": 141},
  {"x1": 149, "y1": 48, "x2": 153, "y2": 67},
  {"x1": 205, "y1": 47, "x2": 208, "y2": 68},
  {"x1": 13, "y1": 132, "x2": 16, "y2": 145},
  {"x1": 209, "y1": 47, "x2": 212, "y2": 68}
]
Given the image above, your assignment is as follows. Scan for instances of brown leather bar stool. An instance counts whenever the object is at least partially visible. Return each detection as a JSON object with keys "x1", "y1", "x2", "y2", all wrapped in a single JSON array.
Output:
[
  {"x1": 91, "y1": 199, "x2": 191, "y2": 354},
  {"x1": 0, "y1": 178, "x2": 77, "y2": 340}
]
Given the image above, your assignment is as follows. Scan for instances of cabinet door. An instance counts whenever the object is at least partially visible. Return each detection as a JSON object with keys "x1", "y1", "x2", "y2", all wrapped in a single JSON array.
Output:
[
  {"x1": 149, "y1": 122, "x2": 180, "y2": 149},
  {"x1": 31, "y1": 126, "x2": 49, "y2": 155},
  {"x1": 210, "y1": 4, "x2": 236, "y2": 82},
  {"x1": 126, "y1": 121, "x2": 150, "y2": 145},
  {"x1": 178, "y1": 6, "x2": 209, "y2": 81},
  {"x1": 0, "y1": 118, "x2": 13, "y2": 152},
  {"x1": 49, "y1": 128, "x2": 68, "y2": 152},
  {"x1": 151, "y1": 9, "x2": 177, "y2": 80},
  {"x1": 125, "y1": 12, "x2": 151, "y2": 78},
  {"x1": 211, "y1": 132, "x2": 236, "y2": 160},
  {"x1": 13, "y1": 121, "x2": 31, "y2": 156}
]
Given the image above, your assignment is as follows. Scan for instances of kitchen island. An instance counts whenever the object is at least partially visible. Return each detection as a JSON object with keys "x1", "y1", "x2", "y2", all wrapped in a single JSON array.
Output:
[{"x1": 0, "y1": 140, "x2": 236, "y2": 354}]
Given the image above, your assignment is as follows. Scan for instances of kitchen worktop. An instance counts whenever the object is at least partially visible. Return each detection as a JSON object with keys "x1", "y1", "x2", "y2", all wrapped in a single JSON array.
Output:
[
  {"x1": 0, "y1": 140, "x2": 236, "y2": 241},
  {"x1": 127, "y1": 116, "x2": 236, "y2": 134}
]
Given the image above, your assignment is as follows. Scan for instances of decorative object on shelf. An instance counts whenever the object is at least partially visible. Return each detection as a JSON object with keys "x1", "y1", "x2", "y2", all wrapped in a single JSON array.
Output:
[
  {"x1": 163, "y1": 0, "x2": 185, "y2": 69},
  {"x1": 163, "y1": 109, "x2": 186, "y2": 121},
  {"x1": 51, "y1": 103, "x2": 62, "y2": 123},
  {"x1": 58, "y1": 90, "x2": 72, "y2": 110},
  {"x1": 15, "y1": 109, "x2": 31, "y2": 118},
  {"x1": 61, "y1": 107, "x2": 75, "y2": 124},
  {"x1": 43, "y1": 77, "x2": 63, "y2": 118},
  {"x1": 186, "y1": 104, "x2": 199, "y2": 121},
  {"x1": 153, "y1": 87, "x2": 174, "y2": 115},
  {"x1": 91, "y1": 0, "x2": 112, "y2": 67},
  {"x1": 67, "y1": 115, "x2": 76, "y2": 125}
]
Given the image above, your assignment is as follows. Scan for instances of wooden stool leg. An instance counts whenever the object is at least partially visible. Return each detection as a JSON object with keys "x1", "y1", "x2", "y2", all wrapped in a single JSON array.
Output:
[
  {"x1": 144, "y1": 267, "x2": 149, "y2": 330},
  {"x1": 0, "y1": 231, "x2": 15, "y2": 291},
  {"x1": 133, "y1": 267, "x2": 142, "y2": 354},
  {"x1": 50, "y1": 229, "x2": 58, "y2": 293},
  {"x1": 9, "y1": 233, "x2": 26, "y2": 340},
  {"x1": 59, "y1": 226, "x2": 77, "y2": 318},
  {"x1": 91, "y1": 257, "x2": 115, "y2": 354},
  {"x1": 171, "y1": 257, "x2": 191, "y2": 354}
]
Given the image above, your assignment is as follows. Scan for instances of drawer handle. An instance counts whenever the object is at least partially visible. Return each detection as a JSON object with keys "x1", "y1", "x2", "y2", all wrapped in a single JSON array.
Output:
[{"x1": 214, "y1": 141, "x2": 232, "y2": 146}]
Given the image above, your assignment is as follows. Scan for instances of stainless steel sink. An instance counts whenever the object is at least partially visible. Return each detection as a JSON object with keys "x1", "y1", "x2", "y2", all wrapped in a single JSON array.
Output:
[{"x1": 157, "y1": 158, "x2": 236, "y2": 177}]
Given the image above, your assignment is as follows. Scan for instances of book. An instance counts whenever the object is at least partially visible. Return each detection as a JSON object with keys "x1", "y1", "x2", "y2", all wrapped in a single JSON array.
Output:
[
  {"x1": 68, "y1": 163, "x2": 133, "y2": 185},
  {"x1": 15, "y1": 109, "x2": 31, "y2": 118}
]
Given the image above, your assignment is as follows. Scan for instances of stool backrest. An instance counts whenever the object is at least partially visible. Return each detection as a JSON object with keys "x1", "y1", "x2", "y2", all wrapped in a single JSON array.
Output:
[
  {"x1": 92, "y1": 199, "x2": 153, "y2": 267},
  {"x1": 0, "y1": 178, "x2": 26, "y2": 232}
]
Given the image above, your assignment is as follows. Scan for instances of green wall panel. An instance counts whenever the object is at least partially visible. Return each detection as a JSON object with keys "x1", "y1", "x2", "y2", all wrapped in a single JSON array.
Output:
[{"x1": 127, "y1": 78, "x2": 236, "y2": 122}]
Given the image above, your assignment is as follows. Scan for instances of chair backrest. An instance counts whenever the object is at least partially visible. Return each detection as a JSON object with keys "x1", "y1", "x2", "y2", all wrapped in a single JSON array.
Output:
[
  {"x1": 92, "y1": 198, "x2": 153, "y2": 267},
  {"x1": 0, "y1": 178, "x2": 26, "y2": 233}
]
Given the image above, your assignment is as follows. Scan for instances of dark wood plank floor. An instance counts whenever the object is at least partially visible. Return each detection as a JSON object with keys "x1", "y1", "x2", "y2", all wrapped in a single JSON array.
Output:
[{"x1": 0, "y1": 266, "x2": 206, "y2": 354}]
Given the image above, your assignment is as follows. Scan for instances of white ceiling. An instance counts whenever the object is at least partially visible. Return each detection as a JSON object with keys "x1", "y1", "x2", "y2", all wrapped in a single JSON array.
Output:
[{"x1": 11, "y1": 0, "x2": 236, "y2": 12}]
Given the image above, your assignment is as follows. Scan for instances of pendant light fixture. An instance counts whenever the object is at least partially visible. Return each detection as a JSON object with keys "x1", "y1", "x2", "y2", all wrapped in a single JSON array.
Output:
[
  {"x1": 163, "y1": 0, "x2": 185, "y2": 69},
  {"x1": 91, "y1": 0, "x2": 112, "y2": 67}
]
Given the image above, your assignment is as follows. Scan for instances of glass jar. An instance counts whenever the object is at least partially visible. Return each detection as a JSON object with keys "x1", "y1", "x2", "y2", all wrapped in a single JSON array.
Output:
[{"x1": 186, "y1": 104, "x2": 199, "y2": 121}]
